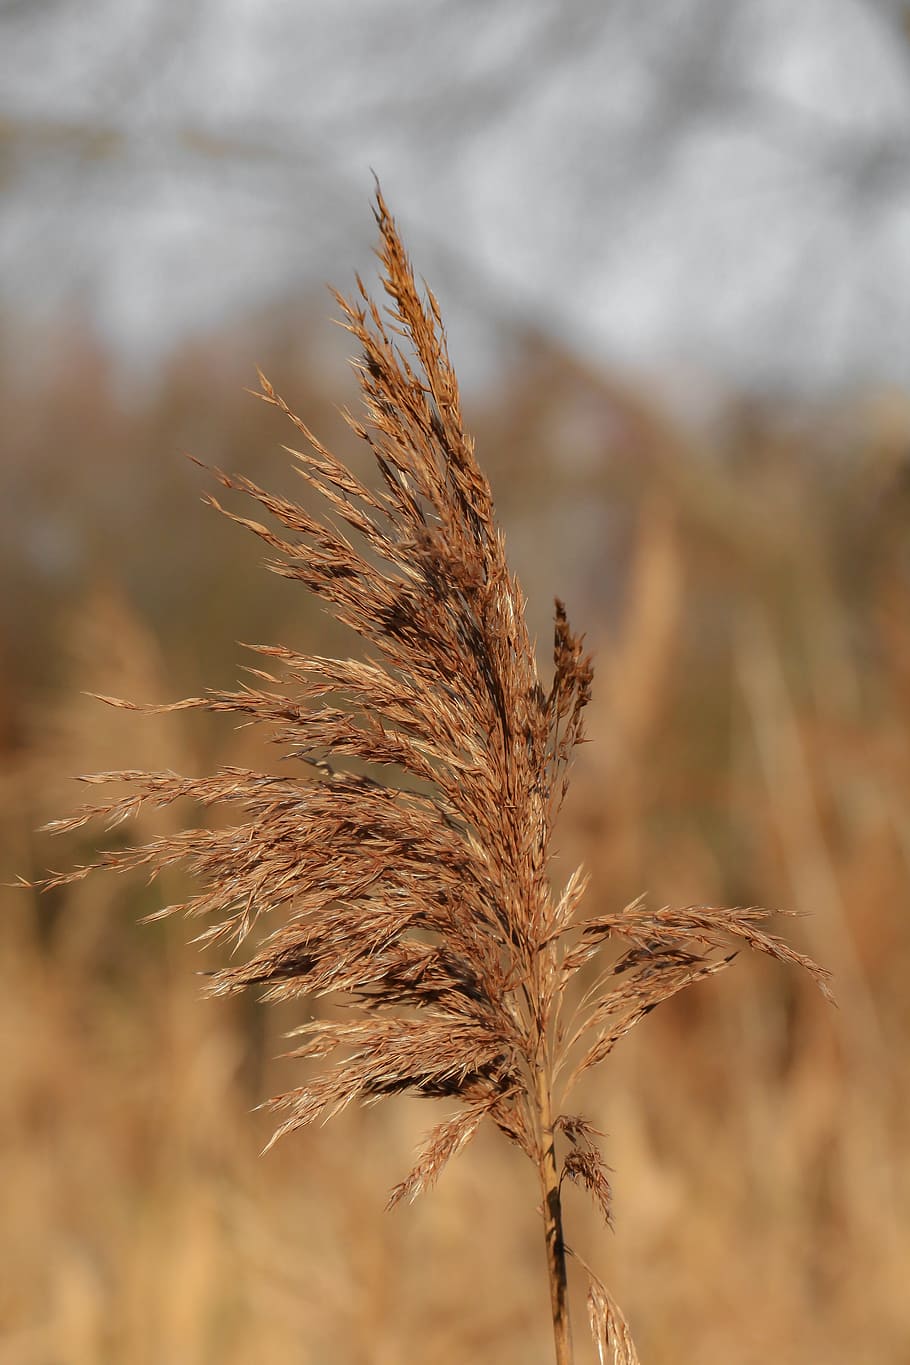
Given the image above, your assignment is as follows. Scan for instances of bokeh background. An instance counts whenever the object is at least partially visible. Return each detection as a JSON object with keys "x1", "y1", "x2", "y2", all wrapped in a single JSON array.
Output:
[{"x1": 2, "y1": 3, "x2": 910, "y2": 1362}]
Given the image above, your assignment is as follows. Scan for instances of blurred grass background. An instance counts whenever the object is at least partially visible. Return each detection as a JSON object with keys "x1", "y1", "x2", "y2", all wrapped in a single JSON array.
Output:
[
  {"x1": 4, "y1": 3, "x2": 910, "y2": 1357},
  {"x1": 2, "y1": 318, "x2": 909, "y2": 1362}
]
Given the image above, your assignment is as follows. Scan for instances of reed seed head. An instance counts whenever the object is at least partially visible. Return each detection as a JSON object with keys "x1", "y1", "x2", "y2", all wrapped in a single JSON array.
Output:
[{"x1": 34, "y1": 187, "x2": 832, "y2": 1364}]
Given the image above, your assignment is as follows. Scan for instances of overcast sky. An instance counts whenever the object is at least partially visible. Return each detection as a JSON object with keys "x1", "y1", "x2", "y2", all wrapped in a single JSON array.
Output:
[{"x1": 2, "y1": 0, "x2": 910, "y2": 397}]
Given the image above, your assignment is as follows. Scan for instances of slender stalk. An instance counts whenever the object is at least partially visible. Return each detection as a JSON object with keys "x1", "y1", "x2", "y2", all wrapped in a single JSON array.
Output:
[{"x1": 536, "y1": 1065, "x2": 573, "y2": 1365}]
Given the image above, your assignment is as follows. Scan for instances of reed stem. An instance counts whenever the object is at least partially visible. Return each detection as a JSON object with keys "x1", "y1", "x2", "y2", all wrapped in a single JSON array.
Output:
[{"x1": 537, "y1": 1066, "x2": 573, "y2": 1365}]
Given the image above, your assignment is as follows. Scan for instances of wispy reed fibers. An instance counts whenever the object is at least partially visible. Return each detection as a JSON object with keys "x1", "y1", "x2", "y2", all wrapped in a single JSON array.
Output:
[{"x1": 32, "y1": 189, "x2": 831, "y2": 1363}]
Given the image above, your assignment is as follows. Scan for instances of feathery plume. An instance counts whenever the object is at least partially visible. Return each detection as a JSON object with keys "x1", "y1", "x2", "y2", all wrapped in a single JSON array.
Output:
[{"x1": 34, "y1": 188, "x2": 831, "y2": 1364}]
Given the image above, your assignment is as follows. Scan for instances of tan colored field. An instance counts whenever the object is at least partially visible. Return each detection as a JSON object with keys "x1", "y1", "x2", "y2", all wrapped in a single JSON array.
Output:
[{"x1": 2, "y1": 317, "x2": 908, "y2": 1362}]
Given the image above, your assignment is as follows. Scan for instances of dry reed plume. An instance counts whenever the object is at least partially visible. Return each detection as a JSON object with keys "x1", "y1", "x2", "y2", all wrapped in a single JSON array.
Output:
[{"x1": 32, "y1": 189, "x2": 832, "y2": 1363}]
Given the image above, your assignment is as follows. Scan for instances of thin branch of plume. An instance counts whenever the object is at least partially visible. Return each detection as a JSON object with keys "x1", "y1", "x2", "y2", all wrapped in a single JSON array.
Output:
[{"x1": 32, "y1": 187, "x2": 832, "y2": 1364}]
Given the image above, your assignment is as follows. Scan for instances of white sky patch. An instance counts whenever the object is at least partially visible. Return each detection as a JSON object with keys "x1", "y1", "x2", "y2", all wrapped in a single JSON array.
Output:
[{"x1": 2, "y1": 0, "x2": 909, "y2": 396}]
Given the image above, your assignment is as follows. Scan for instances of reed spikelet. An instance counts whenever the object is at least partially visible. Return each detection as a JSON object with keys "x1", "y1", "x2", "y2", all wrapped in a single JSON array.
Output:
[{"x1": 32, "y1": 189, "x2": 832, "y2": 1363}]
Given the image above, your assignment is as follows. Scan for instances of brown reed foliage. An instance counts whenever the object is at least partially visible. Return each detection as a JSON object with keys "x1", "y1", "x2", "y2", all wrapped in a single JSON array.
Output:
[{"x1": 31, "y1": 190, "x2": 832, "y2": 1364}]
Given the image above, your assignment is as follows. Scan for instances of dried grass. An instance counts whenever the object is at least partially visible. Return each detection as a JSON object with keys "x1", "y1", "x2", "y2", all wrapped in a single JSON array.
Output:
[{"x1": 30, "y1": 189, "x2": 831, "y2": 1363}]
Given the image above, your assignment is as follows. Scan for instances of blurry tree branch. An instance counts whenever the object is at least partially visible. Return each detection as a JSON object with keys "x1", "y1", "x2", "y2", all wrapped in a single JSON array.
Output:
[{"x1": 1, "y1": 0, "x2": 909, "y2": 387}]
